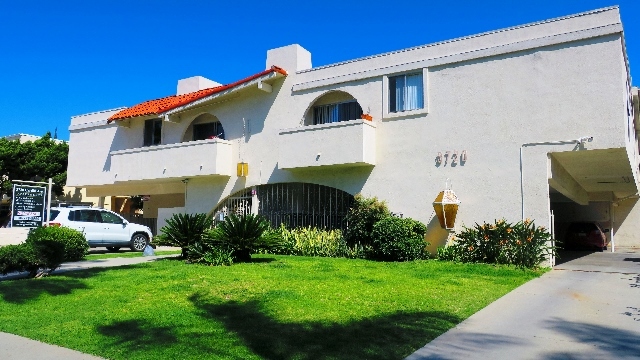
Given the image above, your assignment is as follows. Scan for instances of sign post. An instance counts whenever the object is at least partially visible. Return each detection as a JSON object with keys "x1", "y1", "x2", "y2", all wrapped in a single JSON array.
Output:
[
  {"x1": 11, "y1": 184, "x2": 47, "y2": 227},
  {"x1": 10, "y1": 178, "x2": 54, "y2": 227}
]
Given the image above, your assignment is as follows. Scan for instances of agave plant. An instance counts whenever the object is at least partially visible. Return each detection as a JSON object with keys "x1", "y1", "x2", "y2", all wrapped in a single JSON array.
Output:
[
  {"x1": 205, "y1": 213, "x2": 273, "y2": 262},
  {"x1": 157, "y1": 213, "x2": 213, "y2": 258}
]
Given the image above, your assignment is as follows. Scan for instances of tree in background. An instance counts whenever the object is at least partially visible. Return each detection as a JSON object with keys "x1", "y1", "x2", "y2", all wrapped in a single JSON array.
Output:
[{"x1": 0, "y1": 132, "x2": 68, "y2": 197}]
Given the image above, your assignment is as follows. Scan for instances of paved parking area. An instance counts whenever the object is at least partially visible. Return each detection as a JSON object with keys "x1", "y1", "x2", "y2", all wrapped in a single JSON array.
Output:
[{"x1": 406, "y1": 249, "x2": 640, "y2": 359}]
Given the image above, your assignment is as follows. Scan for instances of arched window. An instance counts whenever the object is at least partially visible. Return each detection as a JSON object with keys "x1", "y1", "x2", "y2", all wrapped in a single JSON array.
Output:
[
  {"x1": 212, "y1": 183, "x2": 354, "y2": 231},
  {"x1": 305, "y1": 91, "x2": 363, "y2": 126},
  {"x1": 182, "y1": 113, "x2": 225, "y2": 142}
]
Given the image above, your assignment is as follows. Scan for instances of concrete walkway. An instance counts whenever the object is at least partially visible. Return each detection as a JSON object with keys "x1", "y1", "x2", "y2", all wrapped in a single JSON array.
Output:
[
  {"x1": 407, "y1": 249, "x2": 640, "y2": 360},
  {"x1": 0, "y1": 332, "x2": 104, "y2": 360},
  {"x1": 0, "y1": 249, "x2": 179, "y2": 359}
]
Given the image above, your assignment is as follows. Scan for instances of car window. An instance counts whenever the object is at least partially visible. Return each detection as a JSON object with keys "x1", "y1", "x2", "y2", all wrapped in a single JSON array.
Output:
[
  {"x1": 569, "y1": 223, "x2": 598, "y2": 233},
  {"x1": 100, "y1": 211, "x2": 123, "y2": 224},
  {"x1": 77, "y1": 210, "x2": 101, "y2": 223},
  {"x1": 49, "y1": 210, "x2": 60, "y2": 221}
]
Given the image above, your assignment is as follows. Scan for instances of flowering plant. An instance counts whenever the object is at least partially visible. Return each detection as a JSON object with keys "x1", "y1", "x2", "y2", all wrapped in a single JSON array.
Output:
[{"x1": 437, "y1": 218, "x2": 555, "y2": 269}]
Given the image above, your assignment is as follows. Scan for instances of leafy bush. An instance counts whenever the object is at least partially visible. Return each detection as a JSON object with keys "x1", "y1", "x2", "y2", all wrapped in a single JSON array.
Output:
[
  {"x1": 344, "y1": 194, "x2": 391, "y2": 247},
  {"x1": 157, "y1": 213, "x2": 213, "y2": 258},
  {"x1": 262, "y1": 225, "x2": 368, "y2": 259},
  {"x1": 370, "y1": 217, "x2": 429, "y2": 261},
  {"x1": 26, "y1": 226, "x2": 88, "y2": 261},
  {"x1": 438, "y1": 219, "x2": 555, "y2": 269},
  {"x1": 30, "y1": 240, "x2": 66, "y2": 274},
  {"x1": 260, "y1": 225, "x2": 296, "y2": 255},
  {"x1": 0, "y1": 245, "x2": 39, "y2": 276},
  {"x1": 204, "y1": 213, "x2": 275, "y2": 262},
  {"x1": 186, "y1": 240, "x2": 234, "y2": 266},
  {"x1": 0, "y1": 240, "x2": 65, "y2": 277}
]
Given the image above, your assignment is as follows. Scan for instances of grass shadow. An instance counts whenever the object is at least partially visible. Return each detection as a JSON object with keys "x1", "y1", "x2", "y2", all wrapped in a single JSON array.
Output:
[
  {"x1": 189, "y1": 293, "x2": 460, "y2": 359},
  {"x1": 0, "y1": 277, "x2": 89, "y2": 304},
  {"x1": 97, "y1": 319, "x2": 178, "y2": 352}
]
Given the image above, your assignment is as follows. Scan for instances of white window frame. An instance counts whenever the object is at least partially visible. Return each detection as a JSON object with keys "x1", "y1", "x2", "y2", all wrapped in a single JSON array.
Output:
[{"x1": 382, "y1": 68, "x2": 428, "y2": 119}]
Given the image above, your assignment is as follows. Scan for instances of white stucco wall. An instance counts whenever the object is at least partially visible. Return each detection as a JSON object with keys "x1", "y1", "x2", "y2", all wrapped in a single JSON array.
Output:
[{"x1": 67, "y1": 7, "x2": 638, "y2": 250}]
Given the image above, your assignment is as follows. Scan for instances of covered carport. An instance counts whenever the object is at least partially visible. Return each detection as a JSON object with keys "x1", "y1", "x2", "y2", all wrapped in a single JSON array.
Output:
[{"x1": 549, "y1": 147, "x2": 639, "y2": 258}]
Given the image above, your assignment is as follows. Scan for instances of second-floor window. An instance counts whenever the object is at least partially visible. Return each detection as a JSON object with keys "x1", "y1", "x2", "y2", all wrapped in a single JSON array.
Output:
[
  {"x1": 313, "y1": 101, "x2": 363, "y2": 125},
  {"x1": 143, "y1": 119, "x2": 162, "y2": 146},
  {"x1": 389, "y1": 73, "x2": 423, "y2": 113},
  {"x1": 193, "y1": 121, "x2": 225, "y2": 141}
]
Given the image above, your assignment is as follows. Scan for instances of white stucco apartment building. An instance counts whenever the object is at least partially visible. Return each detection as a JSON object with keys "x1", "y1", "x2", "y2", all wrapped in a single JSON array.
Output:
[{"x1": 67, "y1": 6, "x2": 640, "y2": 252}]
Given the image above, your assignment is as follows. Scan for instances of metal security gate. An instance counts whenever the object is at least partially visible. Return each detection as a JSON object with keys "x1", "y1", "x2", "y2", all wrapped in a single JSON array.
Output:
[
  {"x1": 212, "y1": 183, "x2": 354, "y2": 231},
  {"x1": 212, "y1": 188, "x2": 252, "y2": 224}
]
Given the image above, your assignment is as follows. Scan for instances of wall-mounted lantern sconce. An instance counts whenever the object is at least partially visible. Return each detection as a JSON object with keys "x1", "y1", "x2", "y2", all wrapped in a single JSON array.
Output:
[
  {"x1": 432, "y1": 179, "x2": 460, "y2": 230},
  {"x1": 237, "y1": 162, "x2": 249, "y2": 177}
]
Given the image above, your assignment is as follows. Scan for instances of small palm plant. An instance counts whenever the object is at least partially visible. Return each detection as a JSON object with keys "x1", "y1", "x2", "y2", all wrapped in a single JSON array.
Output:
[
  {"x1": 205, "y1": 213, "x2": 276, "y2": 262},
  {"x1": 157, "y1": 213, "x2": 213, "y2": 258}
]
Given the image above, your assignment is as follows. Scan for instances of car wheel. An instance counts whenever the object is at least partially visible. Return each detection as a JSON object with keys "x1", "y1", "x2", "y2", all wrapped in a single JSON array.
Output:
[
  {"x1": 130, "y1": 233, "x2": 148, "y2": 252},
  {"x1": 106, "y1": 247, "x2": 121, "y2": 252}
]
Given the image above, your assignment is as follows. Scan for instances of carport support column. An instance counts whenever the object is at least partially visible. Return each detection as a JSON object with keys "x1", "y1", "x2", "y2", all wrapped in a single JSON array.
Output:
[{"x1": 610, "y1": 202, "x2": 615, "y2": 253}]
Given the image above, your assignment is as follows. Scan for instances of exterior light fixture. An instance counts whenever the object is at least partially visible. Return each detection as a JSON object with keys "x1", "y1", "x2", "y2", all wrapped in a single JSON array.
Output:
[
  {"x1": 432, "y1": 179, "x2": 460, "y2": 230},
  {"x1": 237, "y1": 162, "x2": 249, "y2": 177}
]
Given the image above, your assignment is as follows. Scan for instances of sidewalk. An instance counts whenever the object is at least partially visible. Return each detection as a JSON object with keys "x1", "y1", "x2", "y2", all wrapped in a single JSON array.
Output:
[
  {"x1": 406, "y1": 249, "x2": 640, "y2": 359},
  {"x1": 0, "y1": 332, "x2": 104, "y2": 360}
]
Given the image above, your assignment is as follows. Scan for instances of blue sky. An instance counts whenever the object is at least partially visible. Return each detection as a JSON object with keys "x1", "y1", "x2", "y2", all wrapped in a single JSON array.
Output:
[{"x1": 1, "y1": 0, "x2": 638, "y2": 141}]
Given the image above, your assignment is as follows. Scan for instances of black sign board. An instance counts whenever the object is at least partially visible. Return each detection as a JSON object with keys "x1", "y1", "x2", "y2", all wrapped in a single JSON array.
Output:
[{"x1": 11, "y1": 184, "x2": 47, "y2": 227}]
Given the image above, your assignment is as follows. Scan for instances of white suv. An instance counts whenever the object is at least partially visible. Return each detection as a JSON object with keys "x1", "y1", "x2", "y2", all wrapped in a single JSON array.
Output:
[{"x1": 48, "y1": 207, "x2": 153, "y2": 252}]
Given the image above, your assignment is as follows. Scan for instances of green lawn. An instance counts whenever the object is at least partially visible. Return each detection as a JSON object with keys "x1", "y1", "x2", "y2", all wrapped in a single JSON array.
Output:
[
  {"x1": 0, "y1": 255, "x2": 543, "y2": 359},
  {"x1": 85, "y1": 250, "x2": 181, "y2": 260}
]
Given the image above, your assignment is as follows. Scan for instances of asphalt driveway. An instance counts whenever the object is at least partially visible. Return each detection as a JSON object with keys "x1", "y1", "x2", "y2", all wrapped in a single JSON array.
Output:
[{"x1": 406, "y1": 249, "x2": 640, "y2": 359}]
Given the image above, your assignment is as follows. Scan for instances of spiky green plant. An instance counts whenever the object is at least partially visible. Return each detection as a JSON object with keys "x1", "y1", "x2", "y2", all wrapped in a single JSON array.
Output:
[
  {"x1": 157, "y1": 213, "x2": 213, "y2": 258},
  {"x1": 204, "y1": 213, "x2": 273, "y2": 262}
]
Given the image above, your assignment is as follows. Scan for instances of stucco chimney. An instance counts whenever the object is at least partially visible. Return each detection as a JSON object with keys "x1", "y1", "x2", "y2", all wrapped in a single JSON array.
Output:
[
  {"x1": 177, "y1": 76, "x2": 221, "y2": 95},
  {"x1": 266, "y1": 44, "x2": 312, "y2": 72}
]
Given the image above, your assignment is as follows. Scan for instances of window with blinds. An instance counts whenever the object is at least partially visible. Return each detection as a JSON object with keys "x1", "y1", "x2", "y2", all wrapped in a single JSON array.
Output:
[
  {"x1": 389, "y1": 73, "x2": 424, "y2": 113},
  {"x1": 312, "y1": 101, "x2": 363, "y2": 125}
]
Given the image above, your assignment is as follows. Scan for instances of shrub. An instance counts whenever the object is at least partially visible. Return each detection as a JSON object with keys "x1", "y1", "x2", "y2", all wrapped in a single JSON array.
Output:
[
  {"x1": 0, "y1": 244, "x2": 39, "y2": 276},
  {"x1": 370, "y1": 217, "x2": 429, "y2": 261},
  {"x1": 439, "y1": 219, "x2": 555, "y2": 269},
  {"x1": 204, "y1": 213, "x2": 274, "y2": 262},
  {"x1": 30, "y1": 240, "x2": 66, "y2": 274},
  {"x1": 262, "y1": 225, "x2": 367, "y2": 259},
  {"x1": 344, "y1": 194, "x2": 391, "y2": 247},
  {"x1": 157, "y1": 213, "x2": 213, "y2": 258},
  {"x1": 0, "y1": 240, "x2": 65, "y2": 277},
  {"x1": 186, "y1": 240, "x2": 234, "y2": 266},
  {"x1": 26, "y1": 226, "x2": 88, "y2": 261},
  {"x1": 259, "y1": 224, "x2": 296, "y2": 255}
]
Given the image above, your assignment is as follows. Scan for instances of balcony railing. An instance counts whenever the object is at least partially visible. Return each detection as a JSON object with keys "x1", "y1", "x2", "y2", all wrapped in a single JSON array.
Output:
[
  {"x1": 110, "y1": 139, "x2": 233, "y2": 182},
  {"x1": 278, "y1": 119, "x2": 376, "y2": 169}
]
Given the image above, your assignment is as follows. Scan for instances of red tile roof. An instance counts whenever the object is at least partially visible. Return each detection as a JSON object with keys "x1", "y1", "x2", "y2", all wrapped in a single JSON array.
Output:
[{"x1": 108, "y1": 66, "x2": 287, "y2": 122}]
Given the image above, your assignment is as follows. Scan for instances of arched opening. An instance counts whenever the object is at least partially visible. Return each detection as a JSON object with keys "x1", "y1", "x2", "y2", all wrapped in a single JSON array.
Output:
[
  {"x1": 182, "y1": 113, "x2": 225, "y2": 142},
  {"x1": 304, "y1": 91, "x2": 363, "y2": 126},
  {"x1": 212, "y1": 183, "x2": 354, "y2": 231}
]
